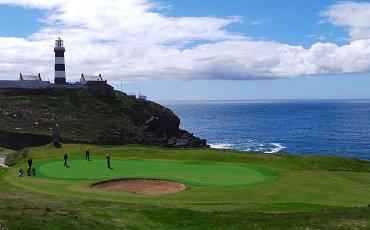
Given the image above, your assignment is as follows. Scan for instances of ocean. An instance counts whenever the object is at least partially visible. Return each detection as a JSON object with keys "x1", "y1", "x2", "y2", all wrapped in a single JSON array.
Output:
[{"x1": 163, "y1": 100, "x2": 370, "y2": 161}]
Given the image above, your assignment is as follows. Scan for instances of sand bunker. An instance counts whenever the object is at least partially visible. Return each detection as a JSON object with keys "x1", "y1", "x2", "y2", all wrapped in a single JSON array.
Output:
[
  {"x1": 92, "y1": 179, "x2": 186, "y2": 195},
  {"x1": 0, "y1": 156, "x2": 9, "y2": 168}
]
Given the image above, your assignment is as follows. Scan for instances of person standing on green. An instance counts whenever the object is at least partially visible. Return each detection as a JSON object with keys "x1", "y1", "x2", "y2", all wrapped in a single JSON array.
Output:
[
  {"x1": 106, "y1": 154, "x2": 111, "y2": 169},
  {"x1": 64, "y1": 153, "x2": 69, "y2": 167},
  {"x1": 85, "y1": 150, "x2": 90, "y2": 161}
]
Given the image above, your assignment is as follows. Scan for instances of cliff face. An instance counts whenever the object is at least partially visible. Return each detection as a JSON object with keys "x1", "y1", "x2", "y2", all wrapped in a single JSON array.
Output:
[{"x1": 0, "y1": 89, "x2": 208, "y2": 150}]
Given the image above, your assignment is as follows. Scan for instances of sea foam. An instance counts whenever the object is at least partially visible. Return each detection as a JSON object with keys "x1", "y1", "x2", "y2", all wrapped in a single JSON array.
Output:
[
  {"x1": 265, "y1": 143, "x2": 286, "y2": 154},
  {"x1": 210, "y1": 143, "x2": 234, "y2": 149}
]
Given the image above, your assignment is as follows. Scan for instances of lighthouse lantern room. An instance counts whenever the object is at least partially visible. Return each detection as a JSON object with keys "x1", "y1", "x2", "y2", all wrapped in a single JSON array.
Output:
[{"x1": 54, "y1": 37, "x2": 66, "y2": 84}]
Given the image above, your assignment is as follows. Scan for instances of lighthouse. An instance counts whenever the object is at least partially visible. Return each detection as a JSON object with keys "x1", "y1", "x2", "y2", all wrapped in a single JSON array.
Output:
[{"x1": 54, "y1": 37, "x2": 66, "y2": 84}]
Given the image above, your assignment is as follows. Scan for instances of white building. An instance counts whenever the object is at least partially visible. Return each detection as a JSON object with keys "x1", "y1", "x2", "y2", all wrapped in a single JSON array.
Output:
[
  {"x1": 19, "y1": 73, "x2": 42, "y2": 81},
  {"x1": 80, "y1": 74, "x2": 104, "y2": 84}
]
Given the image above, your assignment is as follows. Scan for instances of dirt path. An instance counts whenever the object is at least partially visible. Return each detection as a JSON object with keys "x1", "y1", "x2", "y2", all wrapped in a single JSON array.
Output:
[{"x1": 0, "y1": 155, "x2": 9, "y2": 168}]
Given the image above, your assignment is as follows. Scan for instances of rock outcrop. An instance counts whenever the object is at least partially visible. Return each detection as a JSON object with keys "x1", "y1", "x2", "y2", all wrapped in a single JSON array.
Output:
[{"x1": 0, "y1": 89, "x2": 209, "y2": 150}]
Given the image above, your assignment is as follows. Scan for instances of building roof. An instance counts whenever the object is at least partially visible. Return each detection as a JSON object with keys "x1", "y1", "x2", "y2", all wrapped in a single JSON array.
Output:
[
  {"x1": 81, "y1": 74, "x2": 104, "y2": 82},
  {"x1": 19, "y1": 73, "x2": 42, "y2": 81}
]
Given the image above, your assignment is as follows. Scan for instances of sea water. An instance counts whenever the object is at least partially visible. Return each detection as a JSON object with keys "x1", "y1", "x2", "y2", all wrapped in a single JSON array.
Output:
[{"x1": 163, "y1": 100, "x2": 370, "y2": 160}]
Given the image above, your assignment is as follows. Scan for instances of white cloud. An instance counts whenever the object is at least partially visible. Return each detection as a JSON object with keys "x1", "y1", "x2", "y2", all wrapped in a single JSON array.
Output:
[
  {"x1": 0, "y1": 0, "x2": 370, "y2": 82},
  {"x1": 250, "y1": 18, "x2": 271, "y2": 26},
  {"x1": 308, "y1": 34, "x2": 327, "y2": 41},
  {"x1": 321, "y1": 1, "x2": 370, "y2": 40}
]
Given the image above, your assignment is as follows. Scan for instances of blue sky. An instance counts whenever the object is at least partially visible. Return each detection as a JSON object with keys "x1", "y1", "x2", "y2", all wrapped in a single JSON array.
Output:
[
  {"x1": 0, "y1": 0, "x2": 370, "y2": 100},
  {"x1": 0, "y1": 6, "x2": 43, "y2": 37},
  {"x1": 165, "y1": 0, "x2": 334, "y2": 46}
]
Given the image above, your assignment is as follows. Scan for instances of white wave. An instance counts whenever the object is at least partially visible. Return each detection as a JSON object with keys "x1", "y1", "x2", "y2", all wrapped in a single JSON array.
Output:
[
  {"x1": 265, "y1": 143, "x2": 286, "y2": 154},
  {"x1": 210, "y1": 143, "x2": 234, "y2": 149}
]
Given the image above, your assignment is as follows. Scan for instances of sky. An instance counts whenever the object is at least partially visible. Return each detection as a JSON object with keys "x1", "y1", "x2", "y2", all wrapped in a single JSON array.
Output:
[{"x1": 0, "y1": 0, "x2": 370, "y2": 100}]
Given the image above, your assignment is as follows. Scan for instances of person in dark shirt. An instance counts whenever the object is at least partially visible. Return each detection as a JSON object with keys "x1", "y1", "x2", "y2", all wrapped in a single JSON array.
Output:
[
  {"x1": 64, "y1": 153, "x2": 69, "y2": 167},
  {"x1": 28, "y1": 158, "x2": 33, "y2": 168},
  {"x1": 106, "y1": 154, "x2": 111, "y2": 169},
  {"x1": 85, "y1": 150, "x2": 90, "y2": 161},
  {"x1": 31, "y1": 166, "x2": 36, "y2": 176}
]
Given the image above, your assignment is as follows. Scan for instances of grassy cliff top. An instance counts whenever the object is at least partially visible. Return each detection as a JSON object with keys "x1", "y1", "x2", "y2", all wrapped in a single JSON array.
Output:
[{"x1": 0, "y1": 88, "x2": 206, "y2": 149}]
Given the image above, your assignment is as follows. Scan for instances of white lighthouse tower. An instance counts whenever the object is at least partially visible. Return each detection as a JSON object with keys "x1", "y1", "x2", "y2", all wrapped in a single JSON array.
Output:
[{"x1": 54, "y1": 37, "x2": 66, "y2": 84}]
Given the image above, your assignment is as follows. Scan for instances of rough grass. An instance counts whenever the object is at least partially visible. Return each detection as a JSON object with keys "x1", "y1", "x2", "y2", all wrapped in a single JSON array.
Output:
[
  {"x1": 0, "y1": 185, "x2": 369, "y2": 230},
  {"x1": 1, "y1": 144, "x2": 370, "y2": 229},
  {"x1": 0, "y1": 147, "x2": 13, "y2": 156},
  {"x1": 0, "y1": 89, "x2": 174, "y2": 147}
]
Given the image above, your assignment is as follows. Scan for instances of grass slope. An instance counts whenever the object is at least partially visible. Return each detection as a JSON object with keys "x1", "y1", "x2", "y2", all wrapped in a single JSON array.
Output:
[
  {"x1": 0, "y1": 89, "x2": 187, "y2": 149},
  {"x1": 0, "y1": 147, "x2": 13, "y2": 155},
  {"x1": 0, "y1": 89, "x2": 132, "y2": 140},
  {"x1": 1, "y1": 144, "x2": 370, "y2": 229}
]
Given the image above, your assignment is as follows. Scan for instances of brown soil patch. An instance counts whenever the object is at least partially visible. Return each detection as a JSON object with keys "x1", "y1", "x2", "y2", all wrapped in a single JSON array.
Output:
[{"x1": 92, "y1": 179, "x2": 186, "y2": 195}]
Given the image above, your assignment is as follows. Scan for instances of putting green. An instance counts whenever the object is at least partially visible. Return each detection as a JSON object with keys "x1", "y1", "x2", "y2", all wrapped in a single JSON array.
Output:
[{"x1": 37, "y1": 159, "x2": 277, "y2": 187}]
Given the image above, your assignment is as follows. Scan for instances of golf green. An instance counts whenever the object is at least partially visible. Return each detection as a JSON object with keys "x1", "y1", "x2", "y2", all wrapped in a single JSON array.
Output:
[{"x1": 37, "y1": 159, "x2": 277, "y2": 187}]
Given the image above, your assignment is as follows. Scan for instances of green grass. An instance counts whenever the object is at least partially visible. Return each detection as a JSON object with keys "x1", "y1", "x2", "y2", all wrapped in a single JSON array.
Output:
[
  {"x1": 1, "y1": 144, "x2": 370, "y2": 229},
  {"x1": 37, "y1": 159, "x2": 276, "y2": 186},
  {"x1": 0, "y1": 89, "x2": 182, "y2": 148},
  {"x1": 0, "y1": 147, "x2": 13, "y2": 155}
]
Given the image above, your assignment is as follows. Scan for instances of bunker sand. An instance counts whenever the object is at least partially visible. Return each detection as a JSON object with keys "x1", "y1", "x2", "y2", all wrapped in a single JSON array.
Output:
[
  {"x1": 0, "y1": 156, "x2": 9, "y2": 168},
  {"x1": 92, "y1": 179, "x2": 186, "y2": 195}
]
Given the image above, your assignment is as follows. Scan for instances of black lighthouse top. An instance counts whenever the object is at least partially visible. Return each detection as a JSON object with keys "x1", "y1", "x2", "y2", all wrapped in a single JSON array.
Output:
[{"x1": 54, "y1": 37, "x2": 65, "y2": 52}]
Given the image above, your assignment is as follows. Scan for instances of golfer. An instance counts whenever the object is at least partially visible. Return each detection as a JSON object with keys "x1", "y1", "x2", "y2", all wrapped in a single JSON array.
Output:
[
  {"x1": 85, "y1": 150, "x2": 90, "y2": 161},
  {"x1": 27, "y1": 157, "x2": 33, "y2": 168},
  {"x1": 106, "y1": 154, "x2": 111, "y2": 169},
  {"x1": 64, "y1": 153, "x2": 69, "y2": 167}
]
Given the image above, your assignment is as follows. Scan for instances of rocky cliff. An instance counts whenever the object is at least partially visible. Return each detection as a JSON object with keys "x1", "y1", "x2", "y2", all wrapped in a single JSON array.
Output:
[{"x1": 0, "y1": 89, "x2": 208, "y2": 150}]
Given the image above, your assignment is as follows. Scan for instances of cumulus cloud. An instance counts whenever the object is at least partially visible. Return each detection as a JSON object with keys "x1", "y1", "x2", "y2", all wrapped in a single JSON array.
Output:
[
  {"x1": 321, "y1": 1, "x2": 370, "y2": 40},
  {"x1": 0, "y1": 0, "x2": 370, "y2": 82}
]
